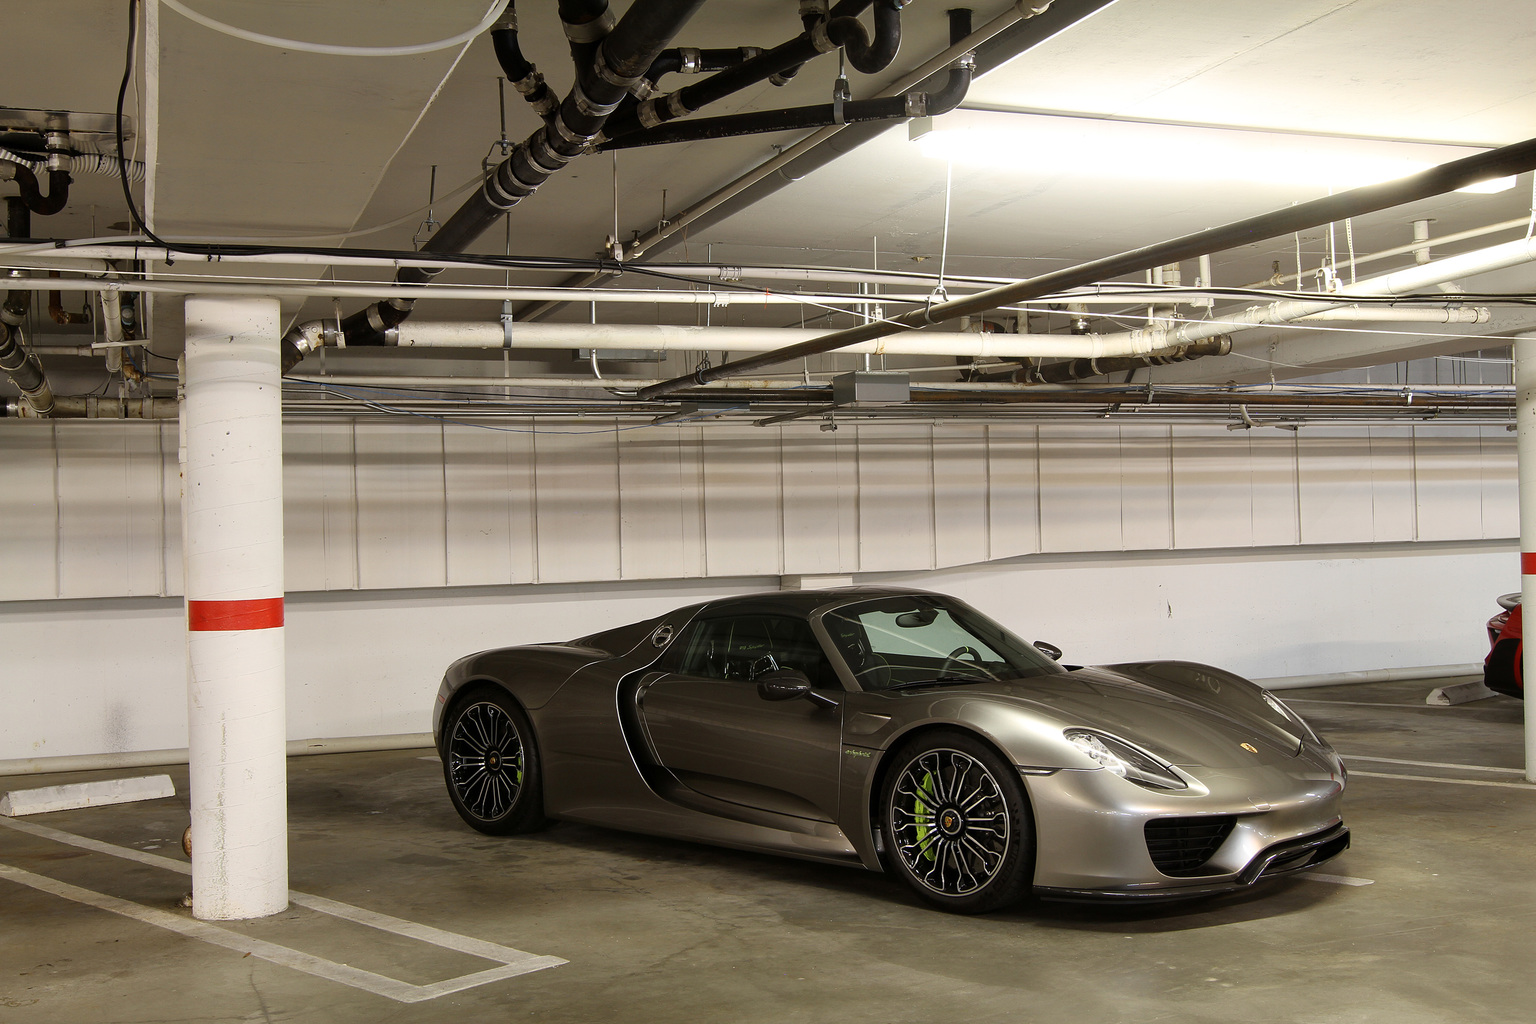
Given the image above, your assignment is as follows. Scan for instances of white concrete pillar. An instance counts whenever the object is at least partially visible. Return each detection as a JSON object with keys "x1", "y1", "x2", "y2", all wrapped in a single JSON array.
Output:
[
  {"x1": 182, "y1": 295, "x2": 288, "y2": 919},
  {"x1": 1516, "y1": 332, "x2": 1536, "y2": 783}
]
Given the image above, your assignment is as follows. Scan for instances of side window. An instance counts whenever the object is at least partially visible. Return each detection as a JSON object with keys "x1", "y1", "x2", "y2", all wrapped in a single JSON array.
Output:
[{"x1": 674, "y1": 615, "x2": 836, "y2": 687}]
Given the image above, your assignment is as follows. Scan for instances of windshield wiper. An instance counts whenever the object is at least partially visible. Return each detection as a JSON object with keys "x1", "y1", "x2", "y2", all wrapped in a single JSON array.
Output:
[{"x1": 881, "y1": 676, "x2": 989, "y2": 692}]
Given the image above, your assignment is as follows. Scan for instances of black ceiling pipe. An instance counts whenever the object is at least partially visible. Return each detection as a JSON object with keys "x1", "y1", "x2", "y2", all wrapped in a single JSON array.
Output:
[
  {"x1": 600, "y1": 10, "x2": 970, "y2": 152},
  {"x1": 599, "y1": 0, "x2": 877, "y2": 143},
  {"x1": 516, "y1": 0, "x2": 1118, "y2": 324},
  {"x1": 637, "y1": 132, "x2": 1536, "y2": 399},
  {"x1": 6, "y1": 196, "x2": 32, "y2": 240},
  {"x1": 301, "y1": 0, "x2": 708, "y2": 368},
  {"x1": 1005, "y1": 339, "x2": 1234, "y2": 385},
  {"x1": 829, "y1": 0, "x2": 902, "y2": 74},
  {"x1": 8, "y1": 164, "x2": 71, "y2": 216},
  {"x1": 490, "y1": 5, "x2": 558, "y2": 123}
]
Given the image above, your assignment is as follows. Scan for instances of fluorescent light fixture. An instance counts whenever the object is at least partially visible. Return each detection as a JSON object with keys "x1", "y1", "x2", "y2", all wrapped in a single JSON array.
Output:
[{"x1": 911, "y1": 110, "x2": 1516, "y2": 194}]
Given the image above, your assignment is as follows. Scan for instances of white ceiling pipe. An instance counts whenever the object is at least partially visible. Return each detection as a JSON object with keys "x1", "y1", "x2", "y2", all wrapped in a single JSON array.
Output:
[
  {"x1": 99, "y1": 283, "x2": 125, "y2": 374},
  {"x1": 1246, "y1": 215, "x2": 1533, "y2": 288},
  {"x1": 183, "y1": 295, "x2": 288, "y2": 921},
  {"x1": 1084, "y1": 234, "x2": 1536, "y2": 356},
  {"x1": 1294, "y1": 306, "x2": 1490, "y2": 323},
  {"x1": 394, "y1": 320, "x2": 1194, "y2": 359}
]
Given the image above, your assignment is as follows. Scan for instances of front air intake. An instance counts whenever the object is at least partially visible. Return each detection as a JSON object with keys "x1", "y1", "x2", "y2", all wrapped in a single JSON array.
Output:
[{"x1": 1145, "y1": 816, "x2": 1236, "y2": 876}]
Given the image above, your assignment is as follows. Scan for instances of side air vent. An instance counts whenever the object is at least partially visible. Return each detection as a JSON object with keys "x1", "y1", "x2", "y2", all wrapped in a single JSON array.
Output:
[{"x1": 1145, "y1": 816, "x2": 1236, "y2": 876}]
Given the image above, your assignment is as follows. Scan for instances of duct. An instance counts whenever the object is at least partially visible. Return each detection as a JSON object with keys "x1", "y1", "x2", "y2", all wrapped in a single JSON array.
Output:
[
  {"x1": 636, "y1": 132, "x2": 1536, "y2": 399},
  {"x1": 516, "y1": 0, "x2": 1117, "y2": 322},
  {"x1": 599, "y1": 9, "x2": 973, "y2": 152},
  {"x1": 314, "y1": 0, "x2": 706, "y2": 368}
]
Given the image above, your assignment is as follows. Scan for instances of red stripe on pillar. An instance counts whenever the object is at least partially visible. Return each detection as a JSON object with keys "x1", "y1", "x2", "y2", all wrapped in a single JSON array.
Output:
[
  {"x1": 1522, "y1": 553, "x2": 1536, "y2": 576},
  {"x1": 188, "y1": 598, "x2": 285, "y2": 631}
]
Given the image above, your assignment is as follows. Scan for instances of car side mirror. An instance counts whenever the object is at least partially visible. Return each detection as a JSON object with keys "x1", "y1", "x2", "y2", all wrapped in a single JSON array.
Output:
[
  {"x1": 1034, "y1": 641, "x2": 1063, "y2": 661},
  {"x1": 757, "y1": 669, "x2": 838, "y2": 709}
]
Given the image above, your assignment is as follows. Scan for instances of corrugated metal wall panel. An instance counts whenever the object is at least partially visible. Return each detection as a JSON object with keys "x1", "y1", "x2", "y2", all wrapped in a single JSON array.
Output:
[
  {"x1": 533, "y1": 424, "x2": 622, "y2": 583},
  {"x1": 0, "y1": 419, "x2": 1518, "y2": 601},
  {"x1": 701, "y1": 425, "x2": 784, "y2": 577},
  {"x1": 932, "y1": 425, "x2": 991, "y2": 568},
  {"x1": 55, "y1": 422, "x2": 165, "y2": 598},
  {"x1": 354, "y1": 421, "x2": 447, "y2": 589},
  {"x1": 1118, "y1": 425, "x2": 1174, "y2": 552},
  {"x1": 856, "y1": 424, "x2": 936, "y2": 571},
  {"x1": 781, "y1": 425, "x2": 856, "y2": 575},
  {"x1": 0, "y1": 423, "x2": 59, "y2": 600},
  {"x1": 1415, "y1": 425, "x2": 1486, "y2": 541}
]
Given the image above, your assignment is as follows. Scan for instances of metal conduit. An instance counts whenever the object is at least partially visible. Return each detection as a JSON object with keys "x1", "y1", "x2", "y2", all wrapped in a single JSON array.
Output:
[{"x1": 637, "y1": 133, "x2": 1536, "y2": 398}]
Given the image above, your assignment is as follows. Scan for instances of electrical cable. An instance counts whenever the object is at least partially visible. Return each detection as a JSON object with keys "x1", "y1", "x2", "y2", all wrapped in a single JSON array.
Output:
[
  {"x1": 160, "y1": 0, "x2": 510, "y2": 58},
  {"x1": 117, "y1": 1, "x2": 169, "y2": 250}
]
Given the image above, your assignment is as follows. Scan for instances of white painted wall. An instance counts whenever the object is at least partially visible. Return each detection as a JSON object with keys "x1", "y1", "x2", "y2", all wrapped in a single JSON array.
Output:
[
  {"x1": 0, "y1": 419, "x2": 1517, "y2": 601},
  {"x1": 0, "y1": 542, "x2": 1513, "y2": 765},
  {"x1": 0, "y1": 416, "x2": 1518, "y2": 766}
]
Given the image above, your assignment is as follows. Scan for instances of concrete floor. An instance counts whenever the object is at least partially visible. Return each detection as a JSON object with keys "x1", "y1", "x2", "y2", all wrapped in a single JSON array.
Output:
[{"x1": 2, "y1": 678, "x2": 1532, "y2": 1024}]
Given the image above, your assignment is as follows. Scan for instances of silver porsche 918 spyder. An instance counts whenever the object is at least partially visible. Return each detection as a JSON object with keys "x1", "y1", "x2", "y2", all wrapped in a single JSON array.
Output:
[{"x1": 432, "y1": 588, "x2": 1349, "y2": 913}]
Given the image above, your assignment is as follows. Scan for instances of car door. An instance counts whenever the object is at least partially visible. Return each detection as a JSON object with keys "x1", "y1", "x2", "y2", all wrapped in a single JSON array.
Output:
[{"x1": 637, "y1": 613, "x2": 844, "y2": 823}]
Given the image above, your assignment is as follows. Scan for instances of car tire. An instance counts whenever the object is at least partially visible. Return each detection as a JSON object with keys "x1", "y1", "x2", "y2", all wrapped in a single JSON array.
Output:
[
  {"x1": 442, "y1": 686, "x2": 547, "y2": 835},
  {"x1": 879, "y1": 730, "x2": 1034, "y2": 914}
]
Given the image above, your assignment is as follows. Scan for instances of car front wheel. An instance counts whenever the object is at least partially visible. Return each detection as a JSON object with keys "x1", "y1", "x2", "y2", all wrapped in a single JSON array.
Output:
[
  {"x1": 879, "y1": 730, "x2": 1034, "y2": 913},
  {"x1": 442, "y1": 686, "x2": 546, "y2": 835}
]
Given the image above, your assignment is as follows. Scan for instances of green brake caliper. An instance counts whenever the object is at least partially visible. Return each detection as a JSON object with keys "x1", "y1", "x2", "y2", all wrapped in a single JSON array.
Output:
[{"x1": 914, "y1": 771, "x2": 938, "y2": 862}]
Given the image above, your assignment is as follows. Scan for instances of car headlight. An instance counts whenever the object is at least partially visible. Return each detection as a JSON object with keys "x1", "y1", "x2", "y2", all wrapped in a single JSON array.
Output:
[{"x1": 1064, "y1": 729, "x2": 1187, "y2": 791}]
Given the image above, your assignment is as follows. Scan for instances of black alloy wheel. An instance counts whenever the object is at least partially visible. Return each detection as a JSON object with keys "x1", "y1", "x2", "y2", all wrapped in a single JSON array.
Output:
[
  {"x1": 879, "y1": 730, "x2": 1034, "y2": 913},
  {"x1": 443, "y1": 686, "x2": 546, "y2": 835}
]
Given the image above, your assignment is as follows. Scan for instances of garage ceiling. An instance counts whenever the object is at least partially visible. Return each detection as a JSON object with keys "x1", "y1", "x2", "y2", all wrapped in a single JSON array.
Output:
[{"x1": 6, "y1": 0, "x2": 1536, "y2": 389}]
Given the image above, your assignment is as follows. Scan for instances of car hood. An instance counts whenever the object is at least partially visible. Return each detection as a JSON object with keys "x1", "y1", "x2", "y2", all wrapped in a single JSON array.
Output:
[{"x1": 903, "y1": 664, "x2": 1306, "y2": 769}]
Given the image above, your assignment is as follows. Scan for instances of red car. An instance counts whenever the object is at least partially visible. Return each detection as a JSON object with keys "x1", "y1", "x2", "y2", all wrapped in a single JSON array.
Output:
[{"x1": 1485, "y1": 593, "x2": 1524, "y2": 699}]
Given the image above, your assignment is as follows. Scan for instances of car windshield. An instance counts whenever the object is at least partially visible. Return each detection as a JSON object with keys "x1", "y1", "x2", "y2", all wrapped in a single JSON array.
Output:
[{"x1": 820, "y1": 596, "x2": 1065, "y2": 691}]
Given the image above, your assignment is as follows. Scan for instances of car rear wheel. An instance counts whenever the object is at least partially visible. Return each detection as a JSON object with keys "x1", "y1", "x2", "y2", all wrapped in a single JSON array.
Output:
[
  {"x1": 879, "y1": 730, "x2": 1034, "y2": 913},
  {"x1": 442, "y1": 686, "x2": 546, "y2": 835}
]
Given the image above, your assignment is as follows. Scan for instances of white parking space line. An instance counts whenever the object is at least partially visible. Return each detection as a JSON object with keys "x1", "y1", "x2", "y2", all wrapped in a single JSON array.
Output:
[
  {"x1": 0, "y1": 817, "x2": 565, "y2": 1002},
  {"x1": 1299, "y1": 872, "x2": 1374, "y2": 886},
  {"x1": 1, "y1": 815, "x2": 191, "y2": 874},
  {"x1": 1342, "y1": 754, "x2": 1524, "y2": 775},
  {"x1": 1350, "y1": 770, "x2": 1536, "y2": 790}
]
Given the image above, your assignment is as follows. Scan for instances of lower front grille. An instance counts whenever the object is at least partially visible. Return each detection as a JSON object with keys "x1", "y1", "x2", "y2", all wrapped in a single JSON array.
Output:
[{"x1": 1145, "y1": 816, "x2": 1236, "y2": 876}]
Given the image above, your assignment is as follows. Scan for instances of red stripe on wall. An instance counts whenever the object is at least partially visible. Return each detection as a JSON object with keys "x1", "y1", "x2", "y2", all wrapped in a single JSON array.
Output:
[
  {"x1": 188, "y1": 597, "x2": 284, "y2": 631},
  {"x1": 1523, "y1": 553, "x2": 1536, "y2": 576}
]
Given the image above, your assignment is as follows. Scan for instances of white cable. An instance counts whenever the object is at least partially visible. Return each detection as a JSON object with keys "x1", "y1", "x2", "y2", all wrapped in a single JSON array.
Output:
[{"x1": 160, "y1": 0, "x2": 509, "y2": 57}]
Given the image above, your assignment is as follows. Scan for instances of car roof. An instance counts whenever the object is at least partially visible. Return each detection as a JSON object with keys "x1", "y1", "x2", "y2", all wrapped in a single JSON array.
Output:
[{"x1": 689, "y1": 586, "x2": 941, "y2": 619}]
